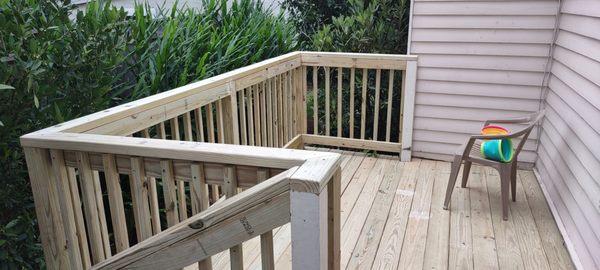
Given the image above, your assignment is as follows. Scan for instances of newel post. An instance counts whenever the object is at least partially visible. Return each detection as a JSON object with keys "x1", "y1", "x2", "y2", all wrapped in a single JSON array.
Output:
[
  {"x1": 401, "y1": 59, "x2": 417, "y2": 161},
  {"x1": 23, "y1": 147, "x2": 81, "y2": 269},
  {"x1": 290, "y1": 158, "x2": 341, "y2": 270}
]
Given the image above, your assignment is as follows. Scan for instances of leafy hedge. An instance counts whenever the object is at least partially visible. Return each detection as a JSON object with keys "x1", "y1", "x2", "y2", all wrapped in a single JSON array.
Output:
[
  {"x1": 282, "y1": 0, "x2": 411, "y2": 141},
  {"x1": 0, "y1": 0, "x2": 295, "y2": 268}
]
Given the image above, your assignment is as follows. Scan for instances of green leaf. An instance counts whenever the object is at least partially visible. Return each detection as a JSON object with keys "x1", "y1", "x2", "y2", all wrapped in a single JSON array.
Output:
[
  {"x1": 0, "y1": 84, "x2": 15, "y2": 90},
  {"x1": 33, "y1": 94, "x2": 39, "y2": 108}
]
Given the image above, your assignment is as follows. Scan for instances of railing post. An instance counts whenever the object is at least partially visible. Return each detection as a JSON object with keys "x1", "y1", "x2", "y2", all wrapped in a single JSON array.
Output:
[
  {"x1": 401, "y1": 59, "x2": 417, "y2": 161},
  {"x1": 23, "y1": 147, "x2": 73, "y2": 269},
  {"x1": 290, "y1": 164, "x2": 341, "y2": 269},
  {"x1": 225, "y1": 81, "x2": 240, "y2": 145}
]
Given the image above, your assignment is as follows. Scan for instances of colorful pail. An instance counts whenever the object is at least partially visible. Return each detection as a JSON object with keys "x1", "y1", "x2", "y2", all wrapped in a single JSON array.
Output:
[
  {"x1": 480, "y1": 138, "x2": 513, "y2": 162},
  {"x1": 480, "y1": 125, "x2": 513, "y2": 162}
]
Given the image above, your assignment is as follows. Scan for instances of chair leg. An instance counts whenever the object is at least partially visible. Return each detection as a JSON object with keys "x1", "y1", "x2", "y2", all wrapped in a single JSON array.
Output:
[
  {"x1": 511, "y1": 163, "x2": 517, "y2": 202},
  {"x1": 461, "y1": 161, "x2": 472, "y2": 188},
  {"x1": 500, "y1": 165, "x2": 511, "y2": 221},
  {"x1": 443, "y1": 156, "x2": 462, "y2": 210}
]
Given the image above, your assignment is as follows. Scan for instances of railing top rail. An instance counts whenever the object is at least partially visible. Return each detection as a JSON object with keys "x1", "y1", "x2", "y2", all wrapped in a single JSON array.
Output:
[
  {"x1": 24, "y1": 51, "x2": 302, "y2": 137},
  {"x1": 301, "y1": 51, "x2": 418, "y2": 61},
  {"x1": 22, "y1": 51, "x2": 417, "y2": 138}
]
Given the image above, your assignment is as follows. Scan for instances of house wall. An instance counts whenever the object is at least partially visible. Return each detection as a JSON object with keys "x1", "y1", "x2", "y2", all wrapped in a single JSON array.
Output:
[
  {"x1": 408, "y1": 0, "x2": 600, "y2": 268},
  {"x1": 534, "y1": 0, "x2": 600, "y2": 268},
  {"x1": 408, "y1": 0, "x2": 559, "y2": 166}
]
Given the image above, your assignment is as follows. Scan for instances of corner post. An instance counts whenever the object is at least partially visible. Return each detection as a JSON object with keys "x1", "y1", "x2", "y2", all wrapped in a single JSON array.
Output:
[
  {"x1": 23, "y1": 147, "x2": 71, "y2": 269},
  {"x1": 290, "y1": 161, "x2": 341, "y2": 270},
  {"x1": 401, "y1": 59, "x2": 417, "y2": 161}
]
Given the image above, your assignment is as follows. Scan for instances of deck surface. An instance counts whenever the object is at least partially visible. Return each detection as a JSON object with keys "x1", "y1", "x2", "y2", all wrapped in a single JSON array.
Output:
[{"x1": 202, "y1": 148, "x2": 574, "y2": 269}]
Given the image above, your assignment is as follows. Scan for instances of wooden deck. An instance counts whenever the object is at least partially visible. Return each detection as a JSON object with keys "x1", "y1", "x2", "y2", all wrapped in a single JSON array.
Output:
[{"x1": 203, "y1": 148, "x2": 574, "y2": 270}]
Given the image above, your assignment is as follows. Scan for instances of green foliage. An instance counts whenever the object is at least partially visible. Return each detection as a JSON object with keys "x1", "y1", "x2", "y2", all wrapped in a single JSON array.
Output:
[
  {"x1": 283, "y1": 0, "x2": 410, "y2": 54},
  {"x1": 120, "y1": 0, "x2": 297, "y2": 100},
  {"x1": 281, "y1": 0, "x2": 350, "y2": 46},
  {"x1": 0, "y1": 0, "x2": 295, "y2": 268},
  {"x1": 284, "y1": 0, "x2": 410, "y2": 141},
  {"x1": 311, "y1": 0, "x2": 410, "y2": 53}
]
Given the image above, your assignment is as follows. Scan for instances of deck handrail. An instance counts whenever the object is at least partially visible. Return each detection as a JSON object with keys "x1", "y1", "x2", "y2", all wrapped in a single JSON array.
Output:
[
  {"x1": 20, "y1": 51, "x2": 417, "y2": 269},
  {"x1": 91, "y1": 168, "x2": 295, "y2": 270}
]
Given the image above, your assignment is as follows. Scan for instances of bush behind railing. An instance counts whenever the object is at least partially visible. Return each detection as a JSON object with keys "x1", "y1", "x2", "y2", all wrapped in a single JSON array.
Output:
[{"x1": 0, "y1": 0, "x2": 295, "y2": 267}]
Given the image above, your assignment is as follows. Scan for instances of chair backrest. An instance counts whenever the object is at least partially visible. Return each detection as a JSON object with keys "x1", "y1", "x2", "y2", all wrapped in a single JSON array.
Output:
[{"x1": 512, "y1": 110, "x2": 545, "y2": 159}]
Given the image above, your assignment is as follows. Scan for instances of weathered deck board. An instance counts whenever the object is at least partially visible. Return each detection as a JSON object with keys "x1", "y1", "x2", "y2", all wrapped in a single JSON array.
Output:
[{"x1": 187, "y1": 150, "x2": 573, "y2": 270}]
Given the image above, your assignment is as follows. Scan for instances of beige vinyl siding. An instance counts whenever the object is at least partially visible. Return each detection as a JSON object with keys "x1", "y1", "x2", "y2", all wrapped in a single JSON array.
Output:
[
  {"x1": 409, "y1": 0, "x2": 558, "y2": 165},
  {"x1": 535, "y1": 0, "x2": 600, "y2": 267}
]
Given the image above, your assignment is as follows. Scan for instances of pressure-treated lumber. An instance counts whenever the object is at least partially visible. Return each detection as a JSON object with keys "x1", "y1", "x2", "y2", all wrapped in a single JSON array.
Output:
[
  {"x1": 337, "y1": 67, "x2": 343, "y2": 137},
  {"x1": 49, "y1": 150, "x2": 83, "y2": 269},
  {"x1": 24, "y1": 148, "x2": 71, "y2": 269},
  {"x1": 101, "y1": 154, "x2": 129, "y2": 253},
  {"x1": 76, "y1": 151, "x2": 107, "y2": 264},
  {"x1": 92, "y1": 169, "x2": 295, "y2": 270},
  {"x1": 257, "y1": 169, "x2": 275, "y2": 270},
  {"x1": 302, "y1": 134, "x2": 402, "y2": 153},
  {"x1": 161, "y1": 160, "x2": 180, "y2": 227},
  {"x1": 130, "y1": 157, "x2": 153, "y2": 242},
  {"x1": 224, "y1": 165, "x2": 243, "y2": 270}
]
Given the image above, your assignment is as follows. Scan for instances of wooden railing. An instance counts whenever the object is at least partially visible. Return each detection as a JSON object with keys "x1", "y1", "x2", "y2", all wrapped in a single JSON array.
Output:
[{"x1": 20, "y1": 51, "x2": 417, "y2": 269}]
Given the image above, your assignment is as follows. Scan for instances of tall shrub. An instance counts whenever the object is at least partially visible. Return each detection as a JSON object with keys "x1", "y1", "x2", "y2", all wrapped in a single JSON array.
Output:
[
  {"x1": 0, "y1": 0, "x2": 296, "y2": 268},
  {"x1": 283, "y1": 0, "x2": 410, "y2": 141}
]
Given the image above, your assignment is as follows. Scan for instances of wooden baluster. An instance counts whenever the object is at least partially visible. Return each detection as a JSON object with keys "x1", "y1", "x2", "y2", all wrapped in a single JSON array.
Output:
[
  {"x1": 224, "y1": 165, "x2": 243, "y2": 270},
  {"x1": 191, "y1": 163, "x2": 213, "y2": 270},
  {"x1": 157, "y1": 122, "x2": 167, "y2": 140},
  {"x1": 386, "y1": 70, "x2": 395, "y2": 142},
  {"x1": 325, "y1": 67, "x2": 331, "y2": 136},
  {"x1": 277, "y1": 74, "x2": 284, "y2": 146},
  {"x1": 247, "y1": 87, "x2": 255, "y2": 146},
  {"x1": 49, "y1": 149, "x2": 83, "y2": 269},
  {"x1": 195, "y1": 108, "x2": 205, "y2": 142},
  {"x1": 183, "y1": 112, "x2": 193, "y2": 142},
  {"x1": 313, "y1": 66, "x2": 319, "y2": 135},
  {"x1": 130, "y1": 157, "x2": 153, "y2": 242},
  {"x1": 170, "y1": 117, "x2": 180, "y2": 141},
  {"x1": 267, "y1": 78, "x2": 274, "y2": 147},
  {"x1": 226, "y1": 82, "x2": 240, "y2": 145},
  {"x1": 254, "y1": 84, "x2": 262, "y2": 146},
  {"x1": 261, "y1": 81, "x2": 268, "y2": 146},
  {"x1": 337, "y1": 67, "x2": 343, "y2": 137},
  {"x1": 349, "y1": 68, "x2": 356, "y2": 139},
  {"x1": 67, "y1": 166, "x2": 91, "y2": 268},
  {"x1": 91, "y1": 170, "x2": 111, "y2": 258},
  {"x1": 273, "y1": 76, "x2": 280, "y2": 147},
  {"x1": 207, "y1": 103, "x2": 215, "y2": 143},
  {"x1": 160, "y1": 160, "x2": 179, "y2": 227},
  {"x1": 301, "y1": 66, "x2": 308, "y2": 135},
  {"x1": 143, "y1": 129, "x2": 161, "y2": 235},
  {"x1": 258, "y1": 169, "x2": 275, "y2": 270},
  {"x1": 171, "y1": 117, "x2": 188, "y2": 220},
  {"x1": 373, "y1": 69, "x2": 381, "y2": 141},
  {"x1": 76, "y1": 152, "x2": 106, "y2": 263},
  {"x1": 283, "y1": 72, "x2": 289, "y2": 142},
  {"x1": 101, "y1": 154, "x2": 129, "y2": 253},
  {"x1": 292, "y1": 68, "x2": 298, "y2": 137},
  {"x1": 239, "y1": 89, "x2": 248, "y2": 145},
  {"x1": 360, "y1": 68, "x2": 368, "y2": 140},
  {"x1": 216, "y1": 99, "x2": 225, "y2": 143}
]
